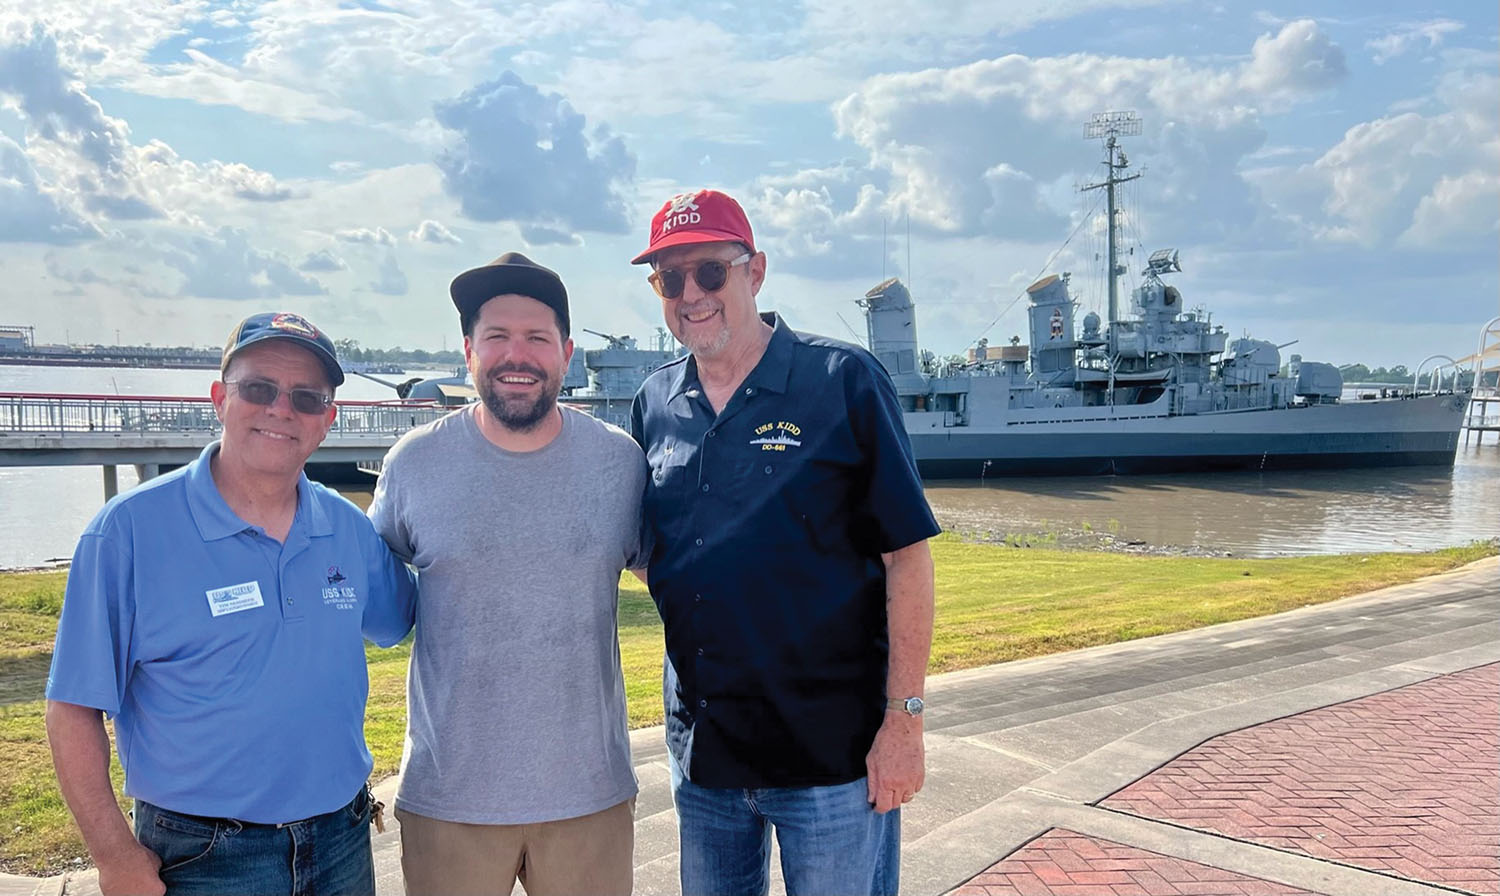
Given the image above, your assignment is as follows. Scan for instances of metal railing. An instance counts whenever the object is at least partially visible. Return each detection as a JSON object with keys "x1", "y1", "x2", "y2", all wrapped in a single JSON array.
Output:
[{"x1": 0, "y1": 392, "x2": 452, "y2": 438}]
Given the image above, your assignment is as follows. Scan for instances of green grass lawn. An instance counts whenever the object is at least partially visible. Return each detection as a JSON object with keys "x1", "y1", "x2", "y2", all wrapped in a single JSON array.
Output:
[{"x1": 2, "y1": 536, "x2": 1494, "y2": 874}]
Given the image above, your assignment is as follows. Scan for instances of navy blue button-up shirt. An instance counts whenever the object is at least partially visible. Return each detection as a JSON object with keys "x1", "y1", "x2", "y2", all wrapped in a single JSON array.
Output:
[{"x1": 631, "y1": 313, "x2": 940, "y2": 788}]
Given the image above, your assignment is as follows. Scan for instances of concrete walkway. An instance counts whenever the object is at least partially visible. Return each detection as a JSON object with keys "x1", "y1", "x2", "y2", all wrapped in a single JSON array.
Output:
[{"x1": 9, "y1": 556, "x2": 1497, "y2": 896}]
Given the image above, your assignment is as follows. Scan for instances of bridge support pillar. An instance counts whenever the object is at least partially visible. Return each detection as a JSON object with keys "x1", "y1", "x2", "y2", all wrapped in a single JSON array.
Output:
[
  {"x1": 134, "y1": 463, "x2": 161, "y2": 483},
  {"x1": 102, "y1": 465, "x2": 118, "y2": 501}
]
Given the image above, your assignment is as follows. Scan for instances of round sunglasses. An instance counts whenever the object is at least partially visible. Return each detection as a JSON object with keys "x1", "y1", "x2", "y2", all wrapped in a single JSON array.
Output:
[
  {"x1": 648, "y1": 253, "x2": 751, "y2": 300},
  {"x1": 224, "y1": 379, "x2": 334, "y2": 415}
]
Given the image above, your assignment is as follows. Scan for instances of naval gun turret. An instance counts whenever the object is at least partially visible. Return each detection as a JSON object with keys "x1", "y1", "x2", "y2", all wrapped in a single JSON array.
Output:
[{"x1": 581, "y1": 328, "x2": 638, "y2": 351}]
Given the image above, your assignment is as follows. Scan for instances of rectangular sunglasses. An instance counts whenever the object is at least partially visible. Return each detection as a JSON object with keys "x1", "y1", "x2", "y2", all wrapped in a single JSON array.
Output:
[{"x1": 225, "y1": 379, "x2": 334, "y2": 415}]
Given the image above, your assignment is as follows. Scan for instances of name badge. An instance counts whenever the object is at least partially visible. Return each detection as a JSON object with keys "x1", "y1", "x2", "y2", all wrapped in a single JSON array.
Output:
[{"x1": 206, "y1": 581, "x2": 265, "y2": 617}]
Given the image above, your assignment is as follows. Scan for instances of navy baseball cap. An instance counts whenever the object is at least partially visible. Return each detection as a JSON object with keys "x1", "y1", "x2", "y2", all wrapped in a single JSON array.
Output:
[
  {"x1": 449, "y1": 251, "x2": 570, "y2": 338},
  {"x1": 221, "y1": 312, "x2": 345, "y2": 387}
]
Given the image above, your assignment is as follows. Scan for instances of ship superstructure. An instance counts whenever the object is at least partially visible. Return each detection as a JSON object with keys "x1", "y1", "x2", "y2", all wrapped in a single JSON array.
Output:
[
  {"x1": 560, "y1": 328, "x2": 680, "y2": 427},
  {"x1": 858, "y1": 112, "x2": 1468, "y2": 477}
]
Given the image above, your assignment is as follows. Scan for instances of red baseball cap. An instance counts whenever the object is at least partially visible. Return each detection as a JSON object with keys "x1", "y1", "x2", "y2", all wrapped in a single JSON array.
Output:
[{"x1": 631, "y1": 189, "x2": 756, "y2": 265}]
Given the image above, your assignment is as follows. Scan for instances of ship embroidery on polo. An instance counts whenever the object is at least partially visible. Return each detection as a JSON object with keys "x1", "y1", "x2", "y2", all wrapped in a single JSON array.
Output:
[{"x1": 750, "y1": 421, "x2": 803, "y2": 451}]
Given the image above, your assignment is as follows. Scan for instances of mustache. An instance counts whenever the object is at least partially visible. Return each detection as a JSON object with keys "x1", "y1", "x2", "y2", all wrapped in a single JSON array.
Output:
[{"x1": 484, "y1": 362, "x2": 547, "y2": 381}]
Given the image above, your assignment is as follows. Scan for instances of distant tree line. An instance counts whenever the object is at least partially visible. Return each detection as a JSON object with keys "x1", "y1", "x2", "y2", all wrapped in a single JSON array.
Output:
[
  {"x1": 1337, "y1": 364, "x2": 1414, "y2": 383},
  {"x1": 334, "y1": 338, "x2": 463, "y2": 366},
  {"x1": 1337, "y1": 364, "x2": 1483, "y2": 390}
]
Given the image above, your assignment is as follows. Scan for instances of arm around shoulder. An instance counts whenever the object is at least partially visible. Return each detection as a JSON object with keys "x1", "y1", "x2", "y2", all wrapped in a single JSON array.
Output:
[{"x1": 360, "y1": 519, "x2": 417, "y2": 647}]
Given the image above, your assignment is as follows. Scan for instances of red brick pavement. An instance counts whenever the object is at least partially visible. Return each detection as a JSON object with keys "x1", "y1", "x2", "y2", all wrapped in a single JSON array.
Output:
[
  {"x1": 1101, "y1": 664, "x2": 1500, "y2": 895},
  {"x1": 953, "y1": 829, "x2": 1322, "y2": 896}
]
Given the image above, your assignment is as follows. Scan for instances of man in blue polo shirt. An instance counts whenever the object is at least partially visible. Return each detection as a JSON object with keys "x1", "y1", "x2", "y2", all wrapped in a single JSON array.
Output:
[
  {"x1": 629, "y1": 189, "x2": 940, "y2": 896},
  {"x1": 46, "y1": 312, "x2": 416, "y2": 896}
]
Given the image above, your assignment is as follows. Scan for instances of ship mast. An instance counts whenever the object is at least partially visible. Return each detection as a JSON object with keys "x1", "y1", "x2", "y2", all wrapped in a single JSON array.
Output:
[{"x1": 1081, "y1": 111, "x2": 1142, "y2": 326}]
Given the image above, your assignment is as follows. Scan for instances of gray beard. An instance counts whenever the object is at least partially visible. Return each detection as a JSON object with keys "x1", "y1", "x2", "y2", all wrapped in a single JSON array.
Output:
[{"x1": 683, "y1": 321, "x2": 733, "y2": 359}]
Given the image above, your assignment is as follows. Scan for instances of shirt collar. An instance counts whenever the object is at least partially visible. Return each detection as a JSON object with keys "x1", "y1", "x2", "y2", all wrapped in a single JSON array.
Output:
[
  {"x1": 185, "y1": 441, "x2": 329, "y2": 542},
  {"x1": 668, "y1": 311, "x2": 799, "y2": 401}
]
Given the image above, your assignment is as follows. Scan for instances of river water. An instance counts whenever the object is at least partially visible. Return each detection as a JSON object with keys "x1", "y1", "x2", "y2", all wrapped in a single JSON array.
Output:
[{"x1": 2, "y1": 363, "x2": 1496, "y2": 567}]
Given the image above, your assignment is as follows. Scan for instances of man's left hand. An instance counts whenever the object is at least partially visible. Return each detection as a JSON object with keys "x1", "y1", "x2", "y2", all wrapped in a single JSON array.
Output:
[{"x1": 865, "y1": 711, "x2": 924, "y2": 813}]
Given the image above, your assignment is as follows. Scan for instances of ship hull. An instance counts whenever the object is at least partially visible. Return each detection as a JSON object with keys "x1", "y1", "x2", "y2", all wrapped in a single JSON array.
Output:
[{"x1": 908, "y1": 393, "x2": 1468, "y2": 479}]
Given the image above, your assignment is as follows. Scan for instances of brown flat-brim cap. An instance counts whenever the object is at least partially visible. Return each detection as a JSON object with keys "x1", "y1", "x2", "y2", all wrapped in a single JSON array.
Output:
[{"x1": 449, "y1": 251, "x2": 569, "y2": 335}]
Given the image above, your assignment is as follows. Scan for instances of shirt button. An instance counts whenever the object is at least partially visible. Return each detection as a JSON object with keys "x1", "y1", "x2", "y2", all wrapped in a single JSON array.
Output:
[
  {"x1": 697, "y1": 648, "x2": 704, "y2": 656},
  {"x1": 764, "y1": 465, "x2": 773, "y2": 474},
  {"x1": 707, "y1": 430, "x2": 716, "y2": 438},
  {"x1": 699, "y1": 699, "x2": 708, "y2": 708},
  {"x1": 695, "y1": 538, "x2": 704, "y2": 546},
  {"x1": 694, "y1": 593, "x2": 702, "y2": 602},
  {"x1": 701, "y1": 484, "x2": 710, "y2": 493},
  {"x1": 744, "y1": 387, "x2": 754, "y2": 396},
  {"x1": 287, "y1": 598, "x2": 294, "y2": 605}
]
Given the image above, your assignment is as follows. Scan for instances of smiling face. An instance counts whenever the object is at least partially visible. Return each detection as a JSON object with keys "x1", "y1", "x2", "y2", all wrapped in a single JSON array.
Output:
[
  {"x1": 464, "y1": 293, "x2": 575, "y2": 432},
  {"x1": 211, "y1": 340, "x2": 337, "y2": 481},
  {"x1": 653, "y1": 241, "x2": 765, "y2": 361}
]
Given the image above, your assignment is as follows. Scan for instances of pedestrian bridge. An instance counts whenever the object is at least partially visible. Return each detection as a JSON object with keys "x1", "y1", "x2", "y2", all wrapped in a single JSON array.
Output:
[{"x1": 0, "y1": 392, "x2": 450, "y2": 497}]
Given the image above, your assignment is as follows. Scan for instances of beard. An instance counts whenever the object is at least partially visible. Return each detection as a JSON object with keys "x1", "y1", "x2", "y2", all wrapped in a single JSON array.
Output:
[
  {"x1": 675, "y1": 307, "x2": 734, "y2": 359},
  {"x1": 477, "y1": 363, "x2": 559, "y2": 432}
]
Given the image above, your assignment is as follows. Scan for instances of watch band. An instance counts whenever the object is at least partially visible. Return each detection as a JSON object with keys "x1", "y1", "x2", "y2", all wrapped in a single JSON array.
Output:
[{"x1": 886, "y1": 696, "x2": 924, "y2": 716}]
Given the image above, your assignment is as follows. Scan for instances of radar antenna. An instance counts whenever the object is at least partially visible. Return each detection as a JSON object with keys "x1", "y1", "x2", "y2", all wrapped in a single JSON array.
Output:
[{"x1": 1081, "y1": 111, "x2": 1143, "y2": 326}]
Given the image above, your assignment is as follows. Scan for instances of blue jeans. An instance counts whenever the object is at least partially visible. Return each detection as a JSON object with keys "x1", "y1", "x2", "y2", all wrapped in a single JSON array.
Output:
[
  {"x1": 133, "y1": 787, "x2": 375, "y2": 896},
  {"x1": 670, "y1": 754, "x2": 899, "y2": 896}
]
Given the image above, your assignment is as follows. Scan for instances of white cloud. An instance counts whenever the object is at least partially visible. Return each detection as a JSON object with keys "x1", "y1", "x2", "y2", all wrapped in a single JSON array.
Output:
[
  {"x1": 0, "y1": 134, "x2": 99, "y2": 244},
  {"x1": 299, "y1": 248, "x2": 346, "y2": 272},
  {"x1": 0, "y1": 23, "x2": 297, "y2": 234},
  {"x1": 161, "y1": 226, "x2": 326, "y2": 299},
  {"x1": 1279, "y1": 69, "x2": 1500, "y2": 249},
  {"x1": 134, "y1": 47, "x2": 358, "y2": 123},
  {"x1": 409, "y1": 219, "x2": 460, "y2": 245},
  {"x1": 1402, "y1": 169, "x2": 1500, "y2": 248},
  {"x1": 335, "y1": 226, "x2": 396, "y2": 245},
  {"x1": 1239, "y1": 19, "x2": 1347, "y2": 97},
  {"x1": 778, "y1": 21, "x2": 1344, "y2": 263},
  {"x1": 0, "y1": 24, "x2": 156, "y2": 218},
  {"x1": 0, "y1": 2, "x2": 210, "y2": 83},
  {"x1": 1367, "y1": 19, "x2": 1465, "y2": 65}
]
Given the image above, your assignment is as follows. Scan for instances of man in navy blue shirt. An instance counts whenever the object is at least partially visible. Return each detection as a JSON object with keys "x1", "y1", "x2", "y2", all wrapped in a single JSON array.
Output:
[
  {"x1": 629, "y1": 189, "x2": 940, "y2": 896},
  {"x1": 47, "y1": 313, "x2": 416, "y2": 896}
]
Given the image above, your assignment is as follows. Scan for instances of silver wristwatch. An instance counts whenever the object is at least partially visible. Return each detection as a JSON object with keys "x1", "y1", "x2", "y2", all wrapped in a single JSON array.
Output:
[{"x1": 886, "y1": 696, "x2": 924, "y2": 716}]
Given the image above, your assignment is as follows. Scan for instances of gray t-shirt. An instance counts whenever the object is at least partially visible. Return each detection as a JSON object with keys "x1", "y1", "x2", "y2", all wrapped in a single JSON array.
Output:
[{"x1": 368, "y1": 405, "x2": 646, "y2": 824}]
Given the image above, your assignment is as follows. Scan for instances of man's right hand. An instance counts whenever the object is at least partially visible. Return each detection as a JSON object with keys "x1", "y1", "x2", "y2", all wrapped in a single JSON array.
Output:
[{"x1": 95, "y1": 839, "x2": 165, "y2": 896}]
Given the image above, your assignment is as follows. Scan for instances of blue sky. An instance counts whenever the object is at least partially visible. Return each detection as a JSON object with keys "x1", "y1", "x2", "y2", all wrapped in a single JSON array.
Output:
[{"x1": 0, "y1": 1, "x2": 1495, "y2": 368}]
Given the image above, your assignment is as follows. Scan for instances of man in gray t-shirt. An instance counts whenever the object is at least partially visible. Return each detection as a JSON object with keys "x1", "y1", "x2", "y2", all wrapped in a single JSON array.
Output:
[{"x1": 368, "y1": 252, "x2": 646, "y2": 896}]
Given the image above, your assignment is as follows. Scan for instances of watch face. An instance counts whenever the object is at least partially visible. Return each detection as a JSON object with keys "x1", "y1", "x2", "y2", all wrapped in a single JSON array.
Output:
[{"x1": 905, "y1": 697, "x2": 924, "y2": 715}]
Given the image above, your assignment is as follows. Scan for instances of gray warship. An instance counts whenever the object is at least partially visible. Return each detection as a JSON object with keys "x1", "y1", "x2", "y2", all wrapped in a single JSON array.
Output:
[
  {"x1": 559, "y1": 328, "x2": 679, "y2": 427},
  {"x1": 860, "y1": 113, "x2": 1469, "y2": 478}
]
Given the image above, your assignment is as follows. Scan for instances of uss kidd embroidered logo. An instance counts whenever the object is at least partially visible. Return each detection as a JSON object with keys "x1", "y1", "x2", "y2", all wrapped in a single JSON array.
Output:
[{"x1": 750, "y1": 421, "x2": 803, "y2": 452}]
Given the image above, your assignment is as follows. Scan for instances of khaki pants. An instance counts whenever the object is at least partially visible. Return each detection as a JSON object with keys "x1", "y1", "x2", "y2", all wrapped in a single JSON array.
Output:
[{"x1": 396, "y1": 800, "x2": 634, "y2": 896}]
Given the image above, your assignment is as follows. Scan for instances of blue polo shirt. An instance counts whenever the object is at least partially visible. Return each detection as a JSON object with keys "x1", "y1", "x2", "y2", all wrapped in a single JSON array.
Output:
[
  {"x1": 631, "y1": 313, "x2": 940, "y2": 789},
  {"x1": 46, "y1": 442, "x2": 416, "y2": 823}
]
